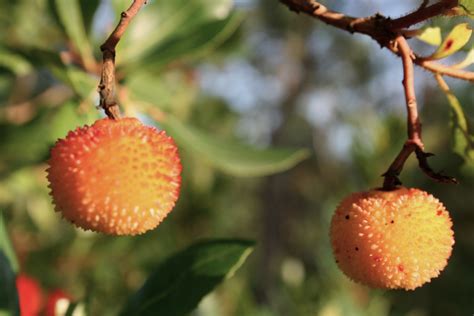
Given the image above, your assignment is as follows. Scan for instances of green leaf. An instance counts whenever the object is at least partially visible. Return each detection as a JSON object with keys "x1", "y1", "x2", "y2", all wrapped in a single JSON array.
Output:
[
  {"x1": 116, "y1": 0, "x2": 241, "y2": 72},
  {"x1": 0, "y1": 214, "x2": 18, "y2": 274},
  {"x1": 459, "y1": 0, "x2": 474, "y2": 16},
  {"x1": 436, "y1": 76, "x2": 474, "y2": 160},
  {"x1": 119, "y1": 239, "x2": 254, "y2": 316},
  {"x1": 0, "y1": 48, "x2": 32, "y2": 75},
  {"x1": 140, "y1": 14, "x2": 243, "y2": 71},
  {"x1": 126, "y1": 71, "x2": 198, "y2": 114},
  {"x1": 53, "y1": 0, "x2": 95, "y2": 68},
  {"x1": 65, "y1": 67, "x2": 97, "y2": 100},
  {"x1": 0, "y1": 251, "x2": 19, "y2": 316},
  {"x1": 430, "y1": 23, "x2": 473, "y2": 60},
  {"x1": 0, "y1": 102, "x2": 96, "y2": 174},
  {"x1": 416, "y1": 27, "x2": 442, "y2": 46},
  {"x1": 162, "y1": 115, "x2": 310, "y2": 177},
  {"x1": 79, "y1": 0, "x2": 101, "y2": 35}
]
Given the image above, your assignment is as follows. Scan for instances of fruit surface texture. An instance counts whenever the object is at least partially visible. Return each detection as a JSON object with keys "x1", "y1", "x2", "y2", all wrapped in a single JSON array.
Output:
[
  {"x1": 47, "y1": 117, "x2": 181, "y2": 235},
  {"x1": 330, "y1": 187, "x2": 454, "y2": 290}
]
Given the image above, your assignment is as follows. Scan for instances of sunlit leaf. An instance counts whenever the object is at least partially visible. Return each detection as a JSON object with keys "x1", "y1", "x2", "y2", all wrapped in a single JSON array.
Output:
[
  {"x1": 134, "y1": 14, "x2": 242, "y2": 73},
  {"x1": 119, "y1": 239, "x2": 254, "y2": 316},
  {"x1": 113, "y1": 0, "x2": 240, "y2": 72},
  {"x1": 452, "y1": 46, "x2": 474, "y2": 69},
  {"x1": 417, "y1": 27, "x2": 442, "y2": 46},
  {"x1": 162, "y1": 115, "x2": 310, "y2": 177},
  {"x1": 430, "y1": 23, "x2": 472, "y2": 60},
  {"x1": 53, "y1": 0, "x2": 95, "y2": 69},
  {"x1": 0, "y1": 251, "x2": 19, "y2": 316},
  {"x1": 0, "y1": 214, "x2": 18, "y2": 273}
]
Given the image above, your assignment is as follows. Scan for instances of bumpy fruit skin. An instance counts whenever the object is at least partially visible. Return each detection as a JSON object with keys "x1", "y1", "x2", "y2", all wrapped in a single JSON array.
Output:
[
  {"x1": 16, "y1": 274, "x2": 43, "y2": 316},
  {"x1": 47, "y1": 117, "x2": 182, "y2": 235},
  {"x1": 330, "y1": 187, "x2": 454, "y2": 290}
]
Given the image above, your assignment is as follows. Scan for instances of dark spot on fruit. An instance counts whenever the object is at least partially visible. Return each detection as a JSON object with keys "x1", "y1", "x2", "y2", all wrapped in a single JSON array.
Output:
[
  {"x1": 390, "y1": 220, "x2": 394, "y2": 224},
  {"x1": 335, "y1": 260, "x2": 339, "y2": 263},
  {"x1": 437, "y1": 210, "x2": 442, "y2": 216},
  {"x1": 345, "y1": 215, "x2": 350, "y2": 220},
  {"x1": 398, "y1": 264, "x2": 404, "y2": 272},
  {"x1": 445, "y1": 39, "x2": 454, "y2": 50},
  {"x1": 355, "y1": 247, "x2": 359, "y2": 251}
]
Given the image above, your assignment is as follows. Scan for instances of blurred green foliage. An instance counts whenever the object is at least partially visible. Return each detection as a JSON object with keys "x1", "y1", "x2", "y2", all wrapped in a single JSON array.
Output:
[{"x1": 0, "y1": 0, "x2": 473, "y2": 315}]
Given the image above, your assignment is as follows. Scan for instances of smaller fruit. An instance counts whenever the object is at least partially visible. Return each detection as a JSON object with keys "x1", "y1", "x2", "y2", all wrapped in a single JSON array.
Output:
[
  {"x1": 47, "y1": 117, "x2": 182, "y2": 235},
  {"x1": 16, "y1": 274, "x2": 43, "y2": 316},
  {"x1": 330, "y1": 187, "x2": 454, "y2": 290}
]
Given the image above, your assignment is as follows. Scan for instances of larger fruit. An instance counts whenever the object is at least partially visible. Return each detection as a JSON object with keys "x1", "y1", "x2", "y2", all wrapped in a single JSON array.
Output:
[
  {"x1": 47, "y1": 117, "x2": 181, "y2": 235},
  {"x1": 330, "y1": 187, "x2": 454, "y2": 290}
]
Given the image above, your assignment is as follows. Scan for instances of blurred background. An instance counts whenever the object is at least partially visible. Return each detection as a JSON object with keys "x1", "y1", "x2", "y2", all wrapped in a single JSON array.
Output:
[{"x1": 0, "y1": 0, "x2": 473, "y2": 315}]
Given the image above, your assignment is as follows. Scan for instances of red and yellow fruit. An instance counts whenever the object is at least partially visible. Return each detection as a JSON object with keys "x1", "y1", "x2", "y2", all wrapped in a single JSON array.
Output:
[
  {"x1": 47, "y1": 117, "x2": 182, "y2": 235},
  {"x1": 45, "y1": 289, "x2": 72, "y2": 316},
  {"x1": 330, "y1": 187, "x2": 454, "y2": 290}
]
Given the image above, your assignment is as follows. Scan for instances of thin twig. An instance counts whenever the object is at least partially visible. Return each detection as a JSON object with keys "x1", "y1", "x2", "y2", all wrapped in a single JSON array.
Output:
[
  {"x1": 279, "y1": 0, "x2": 474, "y2": 82},
  {"x1": 382, "y1": 36, "x2": 457, "y2": 189},
  {"x1": 98, "y1": 0, "x2": 147, "y2": 119}
]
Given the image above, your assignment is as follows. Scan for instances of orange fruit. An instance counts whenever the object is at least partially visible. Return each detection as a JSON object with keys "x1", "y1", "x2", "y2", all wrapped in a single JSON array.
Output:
[
  {"x1": 47, "y1": 117, "x2": 182, "y2": 235},
  {"x1": 330, "y1": 187, "x2": 454, "y2": 290}
]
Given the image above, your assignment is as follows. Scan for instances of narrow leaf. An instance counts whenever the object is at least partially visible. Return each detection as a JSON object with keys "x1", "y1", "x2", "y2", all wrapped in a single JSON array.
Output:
[
  {"x1": 79, "y1": 0, "x2": 101, "y2": 35},
  {"x1": 0, "y1": 252, "x2": 19, "y2": 316},
  {"x1": 117, "y1": 0, "x2": 236, "y2": 66},
  {"x1": 119, "y1": 239, "x2": 254, "y2": 316},
  {"x1": 0, "y1": 48, "x2": 32, "y2": 75},
  {"x1": 436, "y1": 75, "x2": 474, "y2": 160},
  {"x1": 53, "y1": 0, "x2": 95, "y2": 69},
  {"x1": 162, "y1": 115, "x2": 310, "y2": 177},
  {"x1": 430, "y1": 23, "x2": 472, "y2": 60},
  {"x1": 416, "y1": 27, "x2": 442, "y2": 46},
  {"x1": 0, "y1": 213, "x2": 18, "y2": 273}
]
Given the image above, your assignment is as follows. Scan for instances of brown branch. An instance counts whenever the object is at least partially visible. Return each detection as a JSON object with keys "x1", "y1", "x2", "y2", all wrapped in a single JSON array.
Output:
[
  {"x1": 98, "y1": 0, "x2": 147, "y2": 119},
  {"x1": 279, "y1": 0, "x2": 474, "y2": 82},
  {"x1": 388, "y1": 0, "x2": 458, "y2": 30},
  {"x1": 382, "y1": 37, "x2": 457, "y2": 189}
]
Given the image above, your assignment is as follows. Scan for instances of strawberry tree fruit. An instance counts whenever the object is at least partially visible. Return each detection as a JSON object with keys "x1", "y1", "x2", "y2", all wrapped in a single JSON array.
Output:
[
  {"x1": 330, "y1": 187, "x2": 454, "y2": 290},
  {"x1": 47, "y1": 117, "x2": 182, "y2": 235}
]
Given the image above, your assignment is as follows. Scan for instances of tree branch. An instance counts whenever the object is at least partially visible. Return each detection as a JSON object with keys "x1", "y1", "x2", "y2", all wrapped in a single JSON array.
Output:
[
  {"x1": 279, "y1": 0, "x2": 474, "y2": 82},
  {"x1": 388, "y1": 0, "x2": 458, "y2": 30},
  {"x1": 382, "y1": 36, "x2": 457, "y2": 189},
  {"x1": 98, "y1": 0, "x2": 147, "y2": 119}
]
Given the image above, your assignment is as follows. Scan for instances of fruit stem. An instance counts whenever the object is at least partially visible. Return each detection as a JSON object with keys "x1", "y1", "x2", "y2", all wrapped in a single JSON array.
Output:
[
  {"x1": 98, "y1": 0, "x2": 148, "y2": 119},
  {"x1": 382, "y1": 36, "x2": 457, "y2": 190}
]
